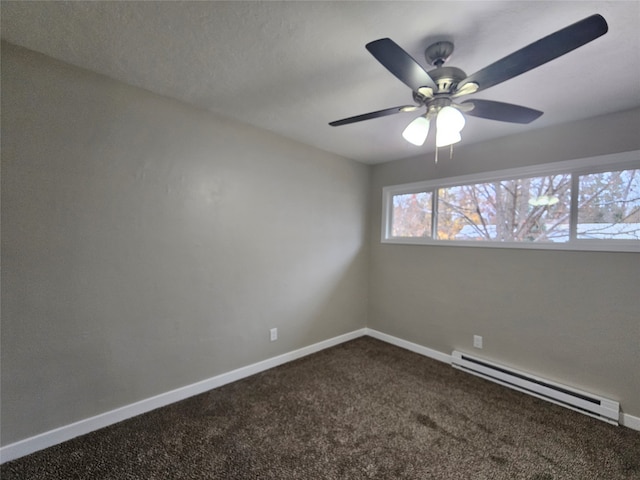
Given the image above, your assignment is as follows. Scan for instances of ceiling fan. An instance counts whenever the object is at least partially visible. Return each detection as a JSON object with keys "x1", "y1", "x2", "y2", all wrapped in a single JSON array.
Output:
[{"x1": 329, "y1": 14, "x2": 608, "y2": 151}]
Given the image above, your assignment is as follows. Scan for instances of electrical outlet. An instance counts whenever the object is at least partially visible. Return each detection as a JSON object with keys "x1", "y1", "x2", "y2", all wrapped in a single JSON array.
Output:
[
  {"x1": 270, "y1": 328, "x2": 278, "y2": 342},
  {"x1": 473, "y1": 335, "x2": 483, "y2": 349}
]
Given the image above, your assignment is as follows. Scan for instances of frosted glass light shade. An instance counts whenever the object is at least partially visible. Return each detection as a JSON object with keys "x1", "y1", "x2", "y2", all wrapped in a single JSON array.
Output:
[
  {"x1": 437, "y1": 106, "x2": 466, "y2": 131},
  {"x1": 436, "y1": 106, "x2": 465, "y2": 147},
  {"x1": 402, "y1": 116, "x2": 430, "y2": 146},
  {"x1": 436, "y1": 130, "x2": 461, "y2": 147}
]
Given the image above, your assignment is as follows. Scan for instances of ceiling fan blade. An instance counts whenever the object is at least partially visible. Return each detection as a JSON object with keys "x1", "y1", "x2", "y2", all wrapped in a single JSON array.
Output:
[
  {"x1": 458, "y1": 14, "x2": 608, "y2": 93},
  {"x1": 329, "y1": 105, "x2": 418, "y2": 127},
  {"x1": 460, "y1": 99, "x2": 543, "y2": 124},
  {"x1": 365, "y1": 38, "x2": 438, "y2": 92}
]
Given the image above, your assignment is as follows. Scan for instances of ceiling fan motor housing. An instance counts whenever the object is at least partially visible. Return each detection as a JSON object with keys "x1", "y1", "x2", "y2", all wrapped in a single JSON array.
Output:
[
  {"x1": 428, "y1": 66, "x2": 467, "y2": 94},
  {"x1": 413, "y1": 65, "x2": 468, "y2": 105}
]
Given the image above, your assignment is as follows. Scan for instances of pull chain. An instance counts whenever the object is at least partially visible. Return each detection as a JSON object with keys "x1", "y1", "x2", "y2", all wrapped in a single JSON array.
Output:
[{"x1": 434, "y1": 145, "x2": 455, "y2": 164}]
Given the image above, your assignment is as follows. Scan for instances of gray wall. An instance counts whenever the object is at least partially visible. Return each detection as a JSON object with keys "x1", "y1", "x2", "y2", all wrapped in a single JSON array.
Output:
[
  {"x1": 369, "y1": 107, "x2": 640, "y2": 418},
  {"x1": 1, "y1": 43, "x2": 370, "y2": 445}
]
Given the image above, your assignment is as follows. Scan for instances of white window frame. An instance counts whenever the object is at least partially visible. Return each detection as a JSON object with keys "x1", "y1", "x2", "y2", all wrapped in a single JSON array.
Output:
[{"x1": 382, "y1": 150, "x2": 640, "y2": 252}]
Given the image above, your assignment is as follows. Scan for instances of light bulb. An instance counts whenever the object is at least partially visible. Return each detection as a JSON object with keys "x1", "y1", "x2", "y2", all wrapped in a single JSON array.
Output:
[{"x1": 402, "y1": 116, "x2": 430, "y2": 146}]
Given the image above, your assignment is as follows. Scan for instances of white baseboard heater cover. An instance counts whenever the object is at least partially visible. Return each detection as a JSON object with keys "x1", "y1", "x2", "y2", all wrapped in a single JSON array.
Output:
[{"x1": 451, "y1": 351, "x2": 620, "y2": 425}]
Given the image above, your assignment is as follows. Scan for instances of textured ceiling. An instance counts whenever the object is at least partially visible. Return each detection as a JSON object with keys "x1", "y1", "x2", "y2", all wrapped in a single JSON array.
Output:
[{"x1": 2, "y1": 1, "x2": 639, "y2": 164}]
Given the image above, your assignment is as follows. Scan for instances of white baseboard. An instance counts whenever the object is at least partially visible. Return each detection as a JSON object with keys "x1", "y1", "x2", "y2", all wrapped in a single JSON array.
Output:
[
  {"x1": 3, "y1": 327, "x2": 638, "y2": 463},
  {"x1": 365, "y1": 328, "x2": 452, "y2": 364},
  {"x1": 0, "y1": 328, "x2": 367, "y2": 464},
  {"x1": 621, "y1": 412, "x2": 640, "y2": 430}
]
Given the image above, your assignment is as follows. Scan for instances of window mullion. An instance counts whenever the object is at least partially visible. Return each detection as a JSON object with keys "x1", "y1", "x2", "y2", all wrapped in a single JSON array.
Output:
[
  {"x1": 569, "y1": 173, "x2": 579, "y2": 242},
  {"x1": 431, "y1": 188, "x2": 439, "y2": 240}
]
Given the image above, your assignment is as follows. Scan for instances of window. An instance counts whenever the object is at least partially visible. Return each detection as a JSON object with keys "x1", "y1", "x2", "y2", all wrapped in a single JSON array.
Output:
[
  {"x1": 382, "y1": 151, "x2": 640, "y2": 252},
  {"x1": 391, "y1": 191, "x2": 432, "y2": 238},
  {"x1": 577, "y1": 169, "x2": 640, "y2": 240},
  {"x1": 437, "y1": 174, "x2": 572, "y2": 242}
]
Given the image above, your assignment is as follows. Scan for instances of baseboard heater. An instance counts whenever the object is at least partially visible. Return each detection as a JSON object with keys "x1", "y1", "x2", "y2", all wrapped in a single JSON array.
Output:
[{"x1": 451, "y1": 351, "x2": 619, "y2": 425}]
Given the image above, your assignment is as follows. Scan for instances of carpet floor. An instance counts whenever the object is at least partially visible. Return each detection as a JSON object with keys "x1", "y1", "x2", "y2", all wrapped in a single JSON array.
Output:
[{"x1": 2, "y1": 336, "x2": 639, "y2": 479}]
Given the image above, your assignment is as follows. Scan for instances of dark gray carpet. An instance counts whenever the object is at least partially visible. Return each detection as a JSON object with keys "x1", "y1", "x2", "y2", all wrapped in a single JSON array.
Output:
[{"x1": 2, "y1": 337, "x2": 639, "y2": 479}]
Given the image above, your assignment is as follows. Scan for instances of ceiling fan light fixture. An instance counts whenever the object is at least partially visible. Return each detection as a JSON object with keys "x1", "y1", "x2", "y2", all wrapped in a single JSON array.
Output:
[
  {"x1": 435, "y1": 106, "x2": 465, "y2": 147},
  {"x1": 402, "y1": 116, "x2": 430, "y2": 146},
  {"x1": 528, "y1": 195, "x2": 560, "y2": 206}
]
